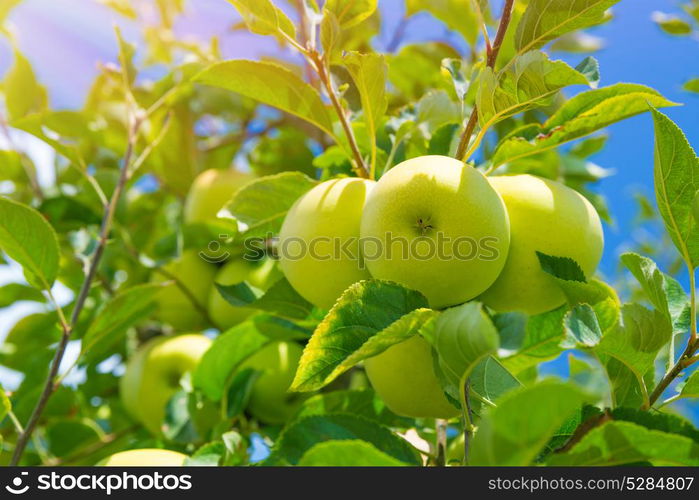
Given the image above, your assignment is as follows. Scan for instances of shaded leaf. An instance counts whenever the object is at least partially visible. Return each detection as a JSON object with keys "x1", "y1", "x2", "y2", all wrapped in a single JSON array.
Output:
[
  {"x1": 298, "y1": 440, "x2": 408, "y2": 466},
  {"x1": 196, "y1": 60, "x2": 336, "y2": 138},
  {"x1": 0, "y1": 197, "x2": 60, "y2": 290}
]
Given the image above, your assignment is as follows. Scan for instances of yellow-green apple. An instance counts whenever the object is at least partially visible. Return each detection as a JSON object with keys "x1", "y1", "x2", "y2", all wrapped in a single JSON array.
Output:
[
  {"x1": 480, "y1": 174, "x2": 604, "y2": 314},
  {"x1": 154, "y1": 251, "x2": 217, "y2": 331},
  {"x1": 278, "y1": 177, "x2": 375, "y2": 309},
  {"x1": 364, "y1": 335, "x2": 458, "y2": 418},
  {"x1": 360, "y1": 155, "x2": 510, "y2": 309},
  {"x1": 98, "y1": 449, "x2": 187, "y2": 466},
  {"x1": 239, "y1": 341, "x2": 304, "y2": 424},
  {"x1": 184, "y1": 168, "x2": 253, "y2": 223},
  {"x1": 208, "y1": 258, "x2": 283, "y2": 330},
  {"x1": 120, "y1": 334, "x2": 212, "y2": 434}
]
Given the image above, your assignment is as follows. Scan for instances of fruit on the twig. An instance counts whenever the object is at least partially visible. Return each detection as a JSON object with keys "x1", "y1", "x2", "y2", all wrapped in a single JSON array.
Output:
[
  {"x1": 98, "y1": 449, "x2": 188, "y2": 466},
  {"x1": 360, "y1": 155, "x2": 510, "y2": 309},
  {"x1": 364, "y1": 335, "x2": 458, "y2": 419},
  {"x1": 120, "y1": 334, "x2": 212, "y2": 434},
  {"x1": 239, "y1": 341, "x2": 304, "y2": 424},
  {"x1": 279, "y1": 177, "x2": 375, "y2": 309},
  {"x1": 480, "y1": 174, "x2": 604, "y2": 314},
  {"x1": 154, "y1": 251, "x2": 216, "y2": 331},
  {"x1": 184, "y1": 168, "x2": 253, "y2": 223}
]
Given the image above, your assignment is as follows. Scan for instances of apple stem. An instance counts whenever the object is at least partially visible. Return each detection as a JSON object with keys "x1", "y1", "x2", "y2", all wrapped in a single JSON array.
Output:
[
  {"x1": 455, "y1": 0, "x2": 515, "y2": 162},
  {"x1": 10, "y1": 110, "x2": 144, "y2": 467}
]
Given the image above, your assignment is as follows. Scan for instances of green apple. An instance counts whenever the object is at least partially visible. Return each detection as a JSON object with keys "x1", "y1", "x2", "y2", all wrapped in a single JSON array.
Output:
[
  {"x1": 98, "y1": 449, "x2": 187, "y2": 466},
  {"x1": 364, "y1": 335, "x2": 458, "y2": 419},
  {"x1": 184, "y1": 168, "x2": 253, "y2": 223},
  {"x1": 279, "y1": 177, "x2": 375, "y2": 309},
  {"x1": 360, "y1": 155, "x2": 510, "y2": 309},
  {"x1": 154, "y1": 251, "x2": 217, "y2": 331},
  {"x1": 208, "y1": 257, "x2": 283, "y2": 330},
  {"x1": 120, "y1": 334, "x2": 212, "y2": 434},
  {"x1": 480, "y1": 174, "x2": 604, "y2": 315},
  {"x1": 239, "y1": 341, "x2": 304, "y2": 425}
]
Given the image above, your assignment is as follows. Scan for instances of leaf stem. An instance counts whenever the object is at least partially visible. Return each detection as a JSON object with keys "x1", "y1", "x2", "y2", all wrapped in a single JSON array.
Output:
[
  {"x1": 462, "y1": 378, "x2": 474, "y2": 466},
  {"x1": 455, "y1": 0, "x2": 515, "y2": 162},
  {"x1": 9, "y1": 114, "x2": 143, "y2": 466}
]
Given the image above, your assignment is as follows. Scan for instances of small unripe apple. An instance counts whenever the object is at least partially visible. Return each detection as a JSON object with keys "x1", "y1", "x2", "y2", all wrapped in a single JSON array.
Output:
[
  {"x1": 360, "y1": 155, "x2": 510, "y2": 309},
  {"x1": 184, "y1": 168, "x2": 253, "y2": 223},
  {"x1": 364, "y1": 335, "x2": 458, "y2": 419},
  {"x1": 120, "y1": 334, "x2": 212, "y2": 435},
  {"x1": 208, "y1": 258, "x2": 283, "y2": 330},
  {"x1": 154, "y1": 251, "x2": 217, "y2": 331},
  {"x1": 98, "y1": 449, "x2": 187, "y2": 466},
  {"x1": 239, "y1": 341, "x2": 304, "y2": 425},
  {"x1": 480, "y1": 174, "x2": 604, "y2": 314},
  {"x1": 279, "y1": 177, "x2": 375, "y2": 310}
]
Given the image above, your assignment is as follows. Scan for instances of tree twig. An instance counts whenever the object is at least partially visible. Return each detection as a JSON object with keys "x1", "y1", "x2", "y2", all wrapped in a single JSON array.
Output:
[
  {"x1": 308, "y1": 50, "x2": 369, "y2": 178},
  {"x1": 455, "y1": 0, "x2": 515, "y2": 161},
  {"x1": 10, "y1": 114, "x2": 144, "y2": 466}
]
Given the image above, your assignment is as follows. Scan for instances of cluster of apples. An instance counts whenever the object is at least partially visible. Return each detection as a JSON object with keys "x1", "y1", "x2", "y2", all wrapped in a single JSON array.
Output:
[
  {"x1": 279, "y1": 155, "x2": 604, "y2": 418},
  {"x1": 119, "y1": 170, "x2": 304, "y2": 437}
]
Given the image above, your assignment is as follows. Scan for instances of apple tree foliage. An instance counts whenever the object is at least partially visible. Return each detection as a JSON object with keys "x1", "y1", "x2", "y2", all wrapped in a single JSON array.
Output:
[{"x1": 0, "y1": 0, "x2": 698, "y2": 466}]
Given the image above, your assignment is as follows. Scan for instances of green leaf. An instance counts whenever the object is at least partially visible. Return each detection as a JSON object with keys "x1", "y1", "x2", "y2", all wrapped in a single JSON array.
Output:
[
  {"x1": 291, "y1": 280, "x2": 432, "y2": 392},
  {"x1": 298, "y1": 440, "x2": 408, "y2": 466},
  {"x1": 621, "y1": 252, "x2": 690, "y2": 334},
  {"x1": 215, "y1": 278, "x2": 313, "y2": 320},
  {"x1": 185, "y1": 442, "x2": 226, "y2": 466},
  {"x1": 594, "y1": 304, "x2": 672, "y2": 408},
  {"x1": 432, "y1": 302, "x2": 499, "y2": 405},
  {"x1": 0, "y1": 283, "x2": 47, "y2": 308},
  {"x1": 0, "y1": 385, "x2": 10, "y2": 424},
  {"x1": 610, "y1": 408, "x2": 699, "y2": 443},
  {"x1": 678, "y1": 371, "x2": 699, "y2": 399},
  {"x1": 264, "y1": 414, "x2": 421, "y2": 465},
  {"x1": 294, "y1": 389, "x2": 412, "y2": 427},
  {"x1": 343, "y1": 52, "x2": 387, "y2": 176},
  {"x1": 192, "y1": 322, "x2": 271, "y2": 401},
  {"x1": 226, "y1": 0, "x2": 296, "y2": 42},
  {"x1": 477, "y1": 51, "x2": 590, "y2": 129},
  {"x1": 406, "y1": 0, "x2": 480, "y2": 45},
  {"x1": 469, "y1": 356, "x2": 522, "y2": 406},
  {"x1": 684, "y1": 79, "x2": 699, "y2": 94},
  {"x1": 574, "y1": 56, "x2": 600, "y2": 88},
  {"x1": 491, "y1": 84, "x2": 677, "y2": 168},
  {"x1": 515, "y1": 0, "x2": 620, "y2": 54},
  {"x1": 324, "y1": 0, "x2": 377, "y2": 28},
  {"x1": 537, "y1": 252, "x2": 608, "y2": 305},
  {"x1": 563, "y1": 304, "x2": 602, "y2": 348},
  {"x1": 225, "y1": 171, "x2": 317, "y2": 238},
  {"x1": 46, "y1": 420, "x2": 101, "y2": 457},
  {"x1": 470, "y1": 380, "x2": 589, "y2": 465},
  {"x1": 81, "y1": 284, "x2": 163, "y2": 362},
  {"x1": 652, "y1": 109, "x2": 699, "y2": 269},
  {"x1": 500, "y1": 307, "x2": 568, "y2": 373},
  {"x1": 0, "y1": 197, "x2": 60, "y2": 290},
  {"x1": 550, "y1": 421, "x2": 699, "y2": 466},
  {"x1": 195, "y1": 60, "x2": 336, "y2": 139},
  {"x1": 2, "y1": 49, "x2": 48, "y2": 122},
  {"x1": 652, "y1": 12, "x2": 693, "y2": 36}
]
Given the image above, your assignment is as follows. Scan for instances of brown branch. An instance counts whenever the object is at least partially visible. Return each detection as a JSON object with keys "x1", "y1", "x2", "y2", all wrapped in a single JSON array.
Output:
[
  {"x1": 647, "y1": 337, "x2": 699, "y2": 409},
  {"x1": 10, "y1": 114, "x2": 143, "y2": 466},
  {"x1": 455, "y1": 0, "x2": 515, "y2": 161},
  {"x1": 309, "y1": 50, "x2": 369, "y2": 178},
  {"x1": 556, "y1": 410, "x2": 612, "y2": 454}
]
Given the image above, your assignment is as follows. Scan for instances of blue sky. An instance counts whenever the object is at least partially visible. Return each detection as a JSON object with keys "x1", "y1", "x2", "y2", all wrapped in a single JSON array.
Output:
[{"x1": 1, "y1": 1, "x2": 698, "y2": 414}]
